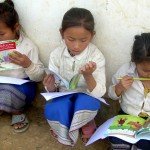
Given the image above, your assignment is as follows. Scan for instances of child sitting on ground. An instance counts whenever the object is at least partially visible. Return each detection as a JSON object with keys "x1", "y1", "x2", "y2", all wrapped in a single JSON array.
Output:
[
  {"x1": 43, "y1": 7, "x2": 106, "y2": 146},
  {"x1": 108, "y1": 33, "x2": 150, "y2": 150},
  {"x1": 0, "y1": 0, "x2": 44, "y2": 133}
]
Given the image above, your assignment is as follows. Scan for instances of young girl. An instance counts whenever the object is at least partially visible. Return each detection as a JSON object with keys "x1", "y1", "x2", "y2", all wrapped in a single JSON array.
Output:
[
  {"x1": 108, "y1": 33, "x2": 150, "y2": 150},
  {"x1": 43, "y1": 8, "x2": 106, "y2": 146},
  {"x1": 0, "y1": 0, "x2": 44, "y2": 132}
]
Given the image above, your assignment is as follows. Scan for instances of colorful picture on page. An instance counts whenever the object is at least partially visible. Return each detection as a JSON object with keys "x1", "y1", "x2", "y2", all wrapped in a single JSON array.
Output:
[
  {"x1": 0, "y1": 41, "x2": 20, "y2": 71},
  {"x1": 107, "y1": 115, "x2": 145, "y2": 136}
]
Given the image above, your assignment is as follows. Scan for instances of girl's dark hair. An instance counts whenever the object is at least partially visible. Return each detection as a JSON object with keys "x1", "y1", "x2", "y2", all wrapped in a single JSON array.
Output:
[
  {"x1": 131, "y1": 33, "x2": 150, "y2": 63},
  {"x1": 0, "y1": 0, "x2": 19, "y2": 30},
  {"x1": 61, "y1": 7, "x2": 95, "y2": 33}
]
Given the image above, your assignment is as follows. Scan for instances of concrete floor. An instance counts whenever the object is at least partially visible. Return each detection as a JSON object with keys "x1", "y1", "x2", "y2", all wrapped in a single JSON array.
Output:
[{"x1": 0, "y1": 93, "x2": 120, "y2": 150}]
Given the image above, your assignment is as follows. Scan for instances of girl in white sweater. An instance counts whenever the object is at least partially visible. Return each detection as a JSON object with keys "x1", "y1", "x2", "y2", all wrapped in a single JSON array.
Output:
[
  {"x1": 108, "y1": 33, "x2": 150, "y2": 150},
  {"x1": 43, "y1": 8, "x2": 106, "y2": 146},
  {"x1": 0, "y1": 0, "x2": 44, "y2": 133}
]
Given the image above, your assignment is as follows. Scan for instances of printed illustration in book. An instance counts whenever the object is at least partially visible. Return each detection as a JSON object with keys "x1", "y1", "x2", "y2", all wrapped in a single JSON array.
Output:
[
  {"x1": 44, "y1": 68, "x2": 81, "y2": 90},
  {"x1": 86, "y1": 115, "x2": 150, "y2": 145},
  {"x1": 107, "y1": 115, "x2": 150, "y2": 139},
  {"x1": 0, "y1": 40, "x2": 21, "y2": 71}
]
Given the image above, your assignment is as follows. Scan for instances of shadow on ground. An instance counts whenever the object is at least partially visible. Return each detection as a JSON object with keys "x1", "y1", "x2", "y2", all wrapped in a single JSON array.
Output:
[{"x1": 0, "y1": 92, "x2": 120, "y2": 150}]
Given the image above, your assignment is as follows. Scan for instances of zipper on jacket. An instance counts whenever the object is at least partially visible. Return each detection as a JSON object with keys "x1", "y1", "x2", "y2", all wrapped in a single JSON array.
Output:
[
  {"x1": 72, "y1": 61, "x2": 75, "y2": 72},
  {"x1": 139, "y1": 88, "x2": 149, "y2": 117},
  {"x1": 141, "y1": 101, "x2": 145, "y2": 111},
  {"x1": 141, "y1": 89, "x2": 149, "y2": 111},
  {"x1": 139, "y1": 98, "x2": 148, "y2": 117}
]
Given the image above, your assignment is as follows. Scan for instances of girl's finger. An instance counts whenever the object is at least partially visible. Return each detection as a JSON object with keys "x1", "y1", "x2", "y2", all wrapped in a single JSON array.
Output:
[
  {"x1": 43, "y1": 74, "x2": 50, "y2": 81},
  {"x1": 123, "y1": 76, "x2": 133, "y2": 80},
  {"x1": 9, "y1": 57, "x2": 21, "y2": 65},
  {"x1": 43, "y1": 74, "x2": 53, "y2": 83},
  {"x1": 43, "y1": 76, "x2": 49, "y2": 84},
  {"x1": 9, "y1": 53, "x2": 21, "y2": 62},
  {"x1": 89, "y1": 61, "x2": 96, "y2": 67},
  {"x1": 47, "y1": 76, "x2": 54, "y2": 83},
  {"x1": 12, "y1": 51, "x2": 23, "y2": 57},
  {"x1": 92, "y1": 62, "x2": 96, "y2": 68},
  {"x1": 80, "y1": 66, "x2": 86, "y2": 72},
  {"x1": 85, "y1": 64, "x2": 90, "y2": 70},
  {"x1": 88, "y1": 62, "x2": 93, "y2": 68}
]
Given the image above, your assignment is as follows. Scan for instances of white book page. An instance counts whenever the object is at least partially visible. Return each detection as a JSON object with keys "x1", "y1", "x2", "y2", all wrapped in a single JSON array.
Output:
[
  {"x1": 84, "y1": 92, "x2": 109, "y2": 105},
  {"x1": 136, "y1": 131, "x2": 150, "y2": 141},
  {"x1": 41, "y1": 91, "x2": 77, "y2": 101},
  {"x1": 86, "y1": 117, "x2": 140, "y2": 146},
  {"x1": 0, "y1": 76, "x2": 29, "y2": 85},
  {"x1": 41, "y1": 91, "x2": 108, "y2": 105},
  {"x1": 86, "y1": 117, "x2": 115, "y2": 146}
]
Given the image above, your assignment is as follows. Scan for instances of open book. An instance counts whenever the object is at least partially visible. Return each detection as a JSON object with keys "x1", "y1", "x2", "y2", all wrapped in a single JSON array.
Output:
[
  {"x1": 45, "y1": 68, "x2": 82, "y2": 90},
  {"x1": 0, "y1": 76, "x2": 30, "y2": 85},
  {"x1": 86, "y1": 115, "x2": 150, "y2": 145},
  {"x1": 0, "y1": 40, "x2": 21, "y2": 71},
  {"x1": 43, "y1": 68, "x2": 109, "y2": 105}
]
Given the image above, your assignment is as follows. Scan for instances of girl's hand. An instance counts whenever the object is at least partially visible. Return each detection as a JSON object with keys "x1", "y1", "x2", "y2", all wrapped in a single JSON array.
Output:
[
  {"x1": 43, "y1": 74, "x2": 56, "y2": 92},
  {"x1": 115, "y1": 75, "x2": 133, "y2": 96},
  {"x1": 9, "y1": 51, "x2": 32, "y2": 68},
  {"x1": 79, "y1": 61, "x2": 96, "y2": 77},
  {"x1": 79, "y1": 61, "x2": 97, "y2": 92},
  {"x1": 119, "y1": 75, "x2": 134, "y2": 90}
]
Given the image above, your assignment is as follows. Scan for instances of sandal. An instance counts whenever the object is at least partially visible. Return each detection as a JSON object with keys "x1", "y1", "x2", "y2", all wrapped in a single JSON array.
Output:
[{"x1": 11, "y1": 114, "x2": 29, "y2": 133}]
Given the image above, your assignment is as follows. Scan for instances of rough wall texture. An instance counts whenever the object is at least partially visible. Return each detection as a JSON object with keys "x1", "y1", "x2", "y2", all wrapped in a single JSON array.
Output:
[{"x1": 1, "y1": 0, "x2": 150, "y2": 85}]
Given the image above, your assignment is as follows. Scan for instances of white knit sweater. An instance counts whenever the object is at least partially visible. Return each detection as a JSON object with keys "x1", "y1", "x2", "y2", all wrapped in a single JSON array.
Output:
[
  {"x1": 0, "y1": 32, "x2": 44, "y2": 82},
  {"x1": 108, "y1": 62, "x2": 150, "y2": 116}
]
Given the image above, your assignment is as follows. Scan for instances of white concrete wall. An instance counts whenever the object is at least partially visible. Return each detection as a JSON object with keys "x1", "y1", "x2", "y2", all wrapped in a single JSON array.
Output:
[{"x1": 1, "y1": 0, "x2": 150, "y2": 86}]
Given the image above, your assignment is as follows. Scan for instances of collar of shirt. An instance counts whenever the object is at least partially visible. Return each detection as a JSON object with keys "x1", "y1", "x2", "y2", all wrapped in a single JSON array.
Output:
[{"x1": 63, "y1": 42, "x2": 90, "y2": 61}]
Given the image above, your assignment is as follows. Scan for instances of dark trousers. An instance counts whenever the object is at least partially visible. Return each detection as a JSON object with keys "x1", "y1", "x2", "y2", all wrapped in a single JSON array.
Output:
[
  {"x1": 108, "y1": 110, "x2": 150, "y2": 150},
  {"x1": 108, "y1": 137, "x2": 150, "y2": 150}
]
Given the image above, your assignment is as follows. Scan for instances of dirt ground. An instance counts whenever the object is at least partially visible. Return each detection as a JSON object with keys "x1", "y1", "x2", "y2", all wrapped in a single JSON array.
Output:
[{"x1": 0, "y1": 93, "x2": 119, "y2": 150}]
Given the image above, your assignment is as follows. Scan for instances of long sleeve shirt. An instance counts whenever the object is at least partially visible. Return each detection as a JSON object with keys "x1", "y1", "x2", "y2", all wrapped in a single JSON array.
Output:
[
  {"x1": 49, "y1": 42, "x2": 106, "y2": 99},
  {"x1": 108, "y1": 62, "x2": 150, "y2": 116},
  {"x1": 0, "y1": 32, "x2": 44, "y2": 82}
]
